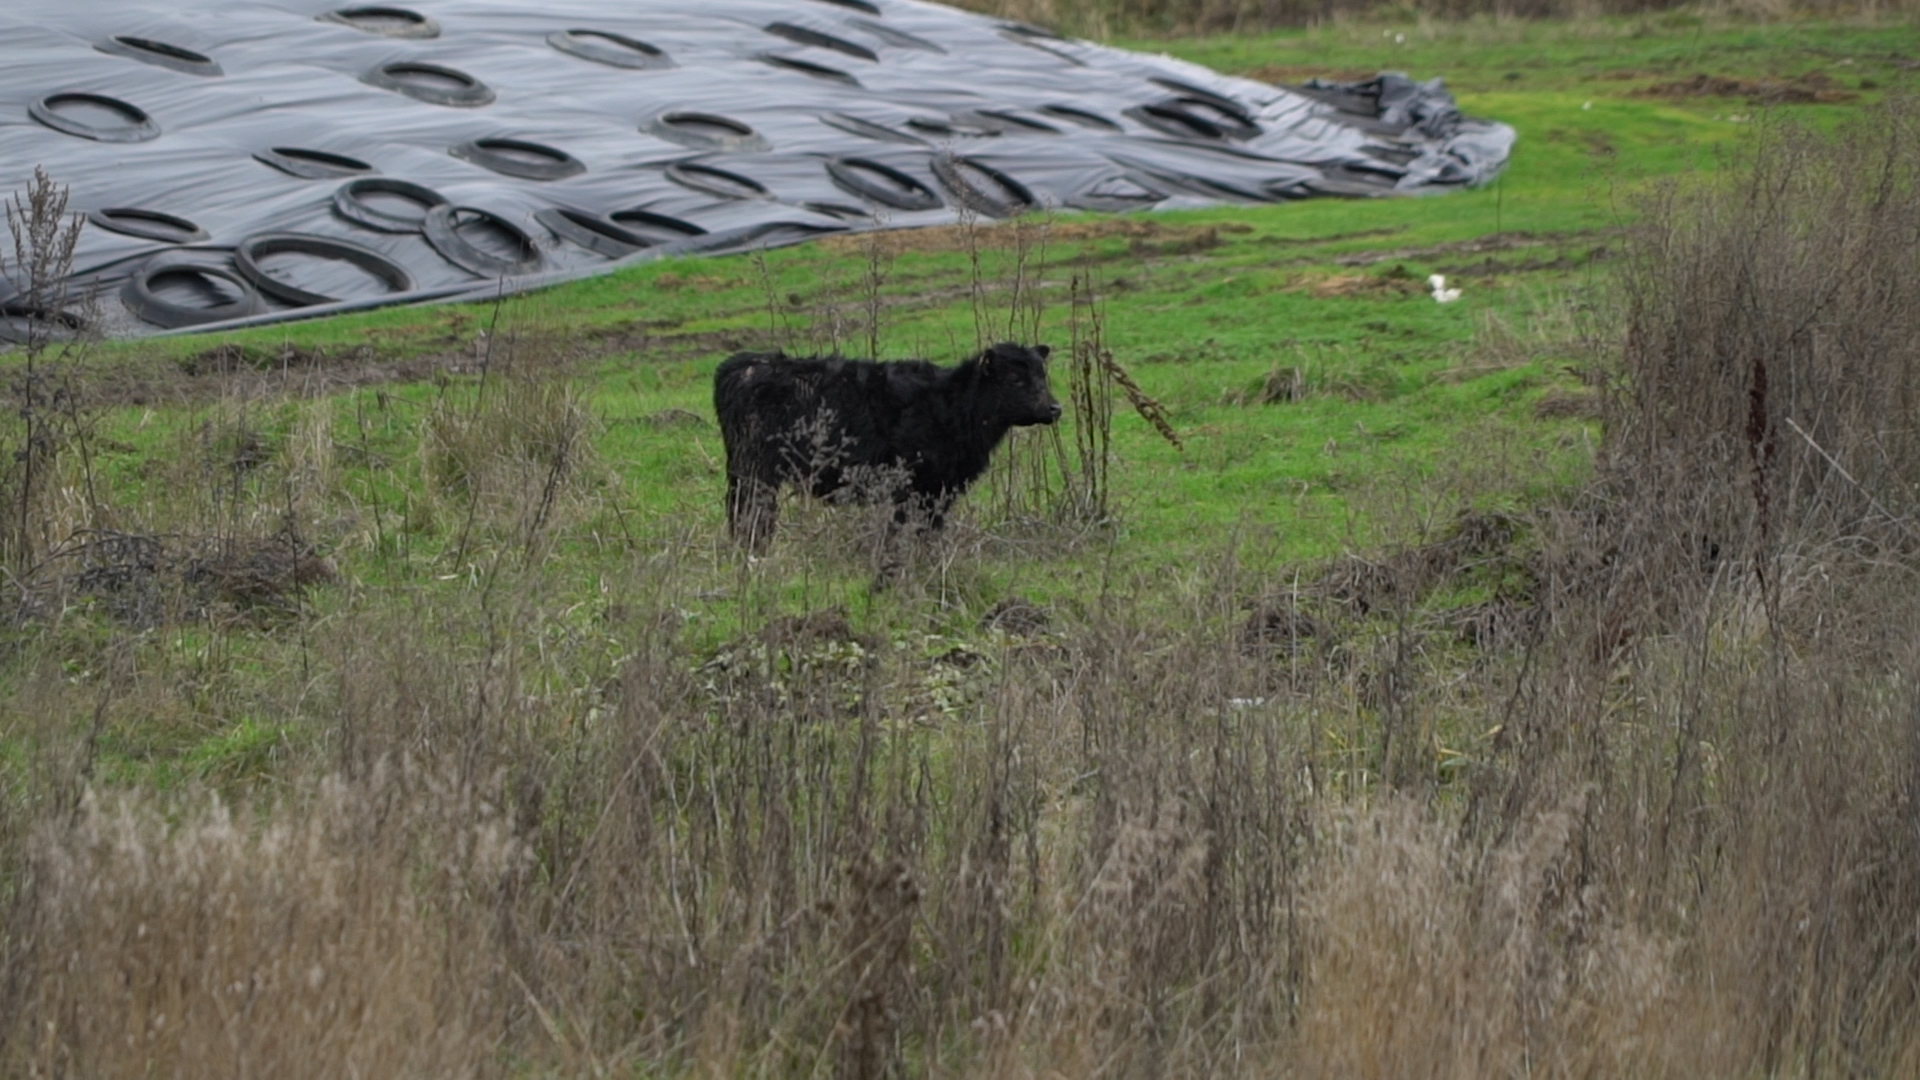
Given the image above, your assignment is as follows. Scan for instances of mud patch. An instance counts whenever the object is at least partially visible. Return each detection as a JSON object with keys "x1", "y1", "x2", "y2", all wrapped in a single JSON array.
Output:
[
  {"x1": 1435, "y1": 244, "x2": 1611, "y2": 278},
  {"x1": 1327, "y1": 230, "x2": 1613, "y2": 270},
  {"x1": 20, "y1": 527, "x2": 337, "y2": 627},
  {"x1": 1534, "y1": 387, "x2": 1603, "y2": 419},
  {"x1": 87, "y1": 344, "x2": 486, "y2": 410},
  {"x1": 1635, "y1": 70, "x2": 1859, "y2": 105},
  {"x1": 817, "y1": 218, "x2": 1241, "y2": 258},
  {"x1": 176, "y1": 342, "x2": 351, "y2": 377},
  {"x1": 1292, "y1": 263, "x2": 1426, "y2": 299},
  {"x1": 981, "y1": 596, "x2": 1050, "y2": 636},
  {"x1": 639, "y1": 407, "x2": 709, "y2": 429},
  {"x1": 1240, "y1": 600, "x2": 1328, "y2": 659}
]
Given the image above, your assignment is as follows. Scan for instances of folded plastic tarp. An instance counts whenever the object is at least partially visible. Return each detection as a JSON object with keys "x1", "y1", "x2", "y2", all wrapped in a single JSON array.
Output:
[{"x1": 0, "y1": 0, "x2": 1515, "y2": 337}]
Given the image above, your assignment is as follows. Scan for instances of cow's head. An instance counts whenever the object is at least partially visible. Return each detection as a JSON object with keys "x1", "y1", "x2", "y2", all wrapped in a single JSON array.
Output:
[{"x1": 977, "y1": 342, "x2": 1062, "y2": 426}]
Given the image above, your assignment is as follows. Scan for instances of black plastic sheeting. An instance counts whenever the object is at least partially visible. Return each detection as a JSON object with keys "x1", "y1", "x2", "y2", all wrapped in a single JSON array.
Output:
[{"x1": 0, "y1": 0, "x2": 1515, "y2": 336}]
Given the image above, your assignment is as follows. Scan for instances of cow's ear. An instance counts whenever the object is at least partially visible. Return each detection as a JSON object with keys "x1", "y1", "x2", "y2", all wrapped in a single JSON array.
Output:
[
  {"x1": 1035, "y1": 344, "x2": 1052, "y2": 363},
  {"x1": 979, "y1": 349, "x2": 993, "y2": 371}
]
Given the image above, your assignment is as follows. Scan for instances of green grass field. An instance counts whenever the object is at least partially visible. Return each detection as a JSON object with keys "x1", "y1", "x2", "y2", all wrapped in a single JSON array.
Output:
[
  {"x1": 55, "y1": 11, "x2": 1902, "y2": 642},
  {"x1": 4, "y1": 11, "x2": 1918, "y2": 1077}
]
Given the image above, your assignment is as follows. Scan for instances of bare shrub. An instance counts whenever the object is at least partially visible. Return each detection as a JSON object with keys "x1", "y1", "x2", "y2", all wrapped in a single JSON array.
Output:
[
  {"x1": 1600, "y1": 98, "x2": 1920, "y2": 644},
  {"x1": 423, "y1": 306, "x2": 598, "y2": 564},
  {"x1": 0, "y1": 168, "x2": 100, "y2": 588}
]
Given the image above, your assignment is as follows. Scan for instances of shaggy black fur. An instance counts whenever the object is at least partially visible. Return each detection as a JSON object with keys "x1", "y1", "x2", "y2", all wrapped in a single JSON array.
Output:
[{"x1": 713, "y1": 342, "x2": 1061, "y2": 550}]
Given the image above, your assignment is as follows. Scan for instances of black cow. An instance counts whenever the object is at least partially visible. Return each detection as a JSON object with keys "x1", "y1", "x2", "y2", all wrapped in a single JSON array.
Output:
[{"x1": 713, "y1": 342, "x2": 1061, "y2": 550}]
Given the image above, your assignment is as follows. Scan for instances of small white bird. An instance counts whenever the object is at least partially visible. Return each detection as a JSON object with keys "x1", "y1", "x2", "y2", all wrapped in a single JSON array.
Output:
[{"x1": 1428, "y1": 273, "x2": 1462, "y2": 304}]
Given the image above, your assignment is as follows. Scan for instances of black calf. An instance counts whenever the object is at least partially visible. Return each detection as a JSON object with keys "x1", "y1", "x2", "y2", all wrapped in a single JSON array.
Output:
[{"x1": 713, "y1": 342, "x2": 1061, "y2": 550}]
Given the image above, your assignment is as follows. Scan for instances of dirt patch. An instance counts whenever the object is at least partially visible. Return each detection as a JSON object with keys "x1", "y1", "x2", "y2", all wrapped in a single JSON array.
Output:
[
  {"x1": 1534, "y1": 387, "x2": 1603, "y2": 419},
  {"x1": 1326, "y1": 230, "x2": 1614, "y2": 270},
  {"x1": 21, "y1": 527, "x2": 337, "y2": 627},
  {"x1": 1240, "y1": 600, "x2": 1328, "y2": 659},
  {"x1": 85, "y1": 343, "x2": 486, "y2": 411},
  {"x1": 175, "y1": 342, "x2": 350, "y2": 377},
  {"x1": 1635, "y1": 70, "x2": 1859, "y2": 105},
  {"x1": 583, "y1": 324, "x2": 762, "y2": 364},
  {"x1": 649, "y1": 272, "x2": 737, "y2": 292},
  {"x1": 1290, "y1": 263, "x2": 1426, "y2": 299},
  {"x1": 758, "y1": 606, "x2": 869, "y2": 649},
  {"x1": 981, "y1": 596, "x2": 1050, "y2": 636},
  {"x1": 74, "y1": 319, "x2": 766, "y2": 412},
  {"x1": 639, "y1": 408, "x2": 709, "y2": 429},
  {"x1": 1435, "y1": 244, "x2": 1611, "y2": 278},
  {"x1": 817, "y1": 218, "x2": 1239, "y2": 258},
  {"x1": 1245, "y1": 510, "x2": 1542, "y2": 660}
]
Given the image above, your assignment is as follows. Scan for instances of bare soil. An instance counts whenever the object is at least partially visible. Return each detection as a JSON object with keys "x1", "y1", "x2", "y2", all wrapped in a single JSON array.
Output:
[{"x1": 1634, "y1": 69, "x2": 1861, "y2": 104}]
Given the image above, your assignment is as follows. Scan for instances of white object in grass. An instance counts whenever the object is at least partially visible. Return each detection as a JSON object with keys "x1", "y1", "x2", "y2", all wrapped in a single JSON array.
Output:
[{"x1": 1428, "y1": 273, "x2": 1462, "y2": 303}]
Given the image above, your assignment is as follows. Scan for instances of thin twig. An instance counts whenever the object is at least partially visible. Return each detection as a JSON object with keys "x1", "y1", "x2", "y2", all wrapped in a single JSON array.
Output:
[{"x1": 1783, "y1": 416, "x2": 1920, "y2": 544}]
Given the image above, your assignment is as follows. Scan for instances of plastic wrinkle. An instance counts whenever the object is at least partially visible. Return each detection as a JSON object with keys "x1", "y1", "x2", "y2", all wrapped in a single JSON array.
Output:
[
  {"x1": 1066, "y1": 175, "x2": 1168, "y2": 212},
  {"x1": 665, "y1": 162, "x2": 771, "y2": 200},
  {"x1": 956, "y1": 110, "x2": 1062, "y2": 136},
  {"x1": 536, "y1": 208, "x2": 649, "y2": 258},
  {"x1": 1039, "y1": 104, "x2": 1120, "y2": 131},
  {"x1": 235, "y1": 232, "x2": 415, "y2": 306},
  {"x1": 764, "y1": 23, "x2": 878, "y2": 62},
  {"x1": 821, "y1": 113, "x2": 928, "y2": 146},
  {"x1": 607, "y1": 209, "x2": 708, "y2": 243},
  {"x1": 998, "y1": 32, "x2": 1086, "y2": 67},
  {"x1": 548, "y1": 29, "x2": 673, "y2": 70},
  {"x1": 847, "y1": 18, "x2": 945, "y2": 52},
  {"x1": 1125, "y1": 102, "x2": 1231, "y2": 142},
  {"x1": 254, "y1": 147, "x2": 376, "y2": 179},
  {"x1": 88, "y1": 208, "x2": 210, "y2": 243},
  {"x1": 1149, "y1": 79, "x2": 1255, "y2": 122},
  {"x1": 1163, "y1": 96, "x2": 1262, "y2": 140},
  {"x1": 757, "y1": 53, "x2": 861, "y2": 86},
  {"x1": 1000, "y1": 20, "x2": 1065, "y2": 39},
  {"x1": 94, "y1": 36, "x2": 223, "y2": 76},
  {"x1": 802, "y1": 201, "x2": 871, "y2": 220}
]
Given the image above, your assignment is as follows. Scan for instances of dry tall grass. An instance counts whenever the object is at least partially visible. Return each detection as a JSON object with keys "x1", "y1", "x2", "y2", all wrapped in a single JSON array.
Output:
[{"x1": 5, "y1": 104, "x2": 1920, "y2": 1079}]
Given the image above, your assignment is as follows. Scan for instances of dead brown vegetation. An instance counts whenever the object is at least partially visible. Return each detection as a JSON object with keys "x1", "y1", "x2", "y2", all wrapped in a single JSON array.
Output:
[{"x1": 3, "y1": 101, "x2": 1920, "y2": 1080}]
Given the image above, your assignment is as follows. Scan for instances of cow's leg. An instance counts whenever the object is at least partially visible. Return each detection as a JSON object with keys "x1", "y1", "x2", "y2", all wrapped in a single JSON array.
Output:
[
  {"x1": 925, "y1": 491, "x2": 957, "y2": 533},
  {"x1": 868, "y1": 486, "x2": 925, "y2": 584},
  {"x1": 727, "y1": 473, "x2": 779, "y2": 553}
]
